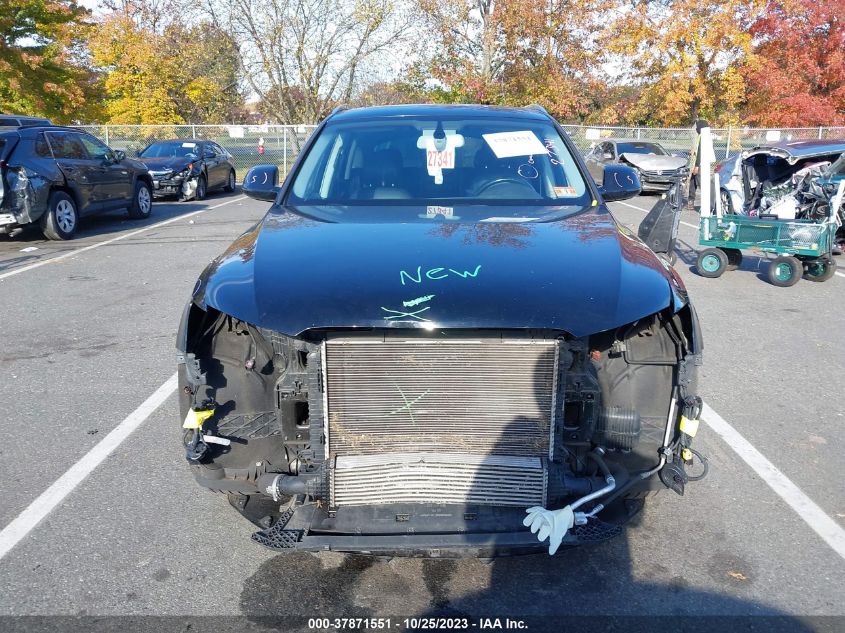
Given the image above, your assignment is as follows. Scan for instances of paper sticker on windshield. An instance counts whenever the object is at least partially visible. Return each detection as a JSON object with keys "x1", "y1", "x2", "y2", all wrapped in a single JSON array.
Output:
[
  {"x1": 417, "y1": 130, "x2": 464, "y2": 184},
  {"x1": 427, "y1": 149, "x2": 455, "y2": 170},
  {"x1": 482, "y1": 131, "x2": 547, "y2": 158},
  {"x1": 182, "y1": 142, "x2": 197, "y2": 148},
  {"x1": 426, "y1": 205, "x2": 453, "y2": 218},
  {"x1": 554, "y1": 186, "x2": 577, "y2": 197}
]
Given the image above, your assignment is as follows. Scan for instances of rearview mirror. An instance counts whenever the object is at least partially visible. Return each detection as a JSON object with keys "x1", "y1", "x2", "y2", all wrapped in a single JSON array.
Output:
[
  {"x1": 603, "y1": 152, "x2": 614, "y2": 160},
  {"x1": 242, "y1": 165, "x2": 280, "y2": 202},
  {"x1": 598, "y1": 164, "x2": 642, "y2": 202}
]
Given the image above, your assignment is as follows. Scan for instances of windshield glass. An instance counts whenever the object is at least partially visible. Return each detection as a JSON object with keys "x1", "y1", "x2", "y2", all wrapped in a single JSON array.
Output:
[
  {"x1": 617, "y1": 142, "x2": 666, "y2": 155},
  {"x1": 140, "y1": 142, "x2": 199, "y2": 159},
  {"x1": 287, "y1": 117, "x2": 590, "y2": 207}
]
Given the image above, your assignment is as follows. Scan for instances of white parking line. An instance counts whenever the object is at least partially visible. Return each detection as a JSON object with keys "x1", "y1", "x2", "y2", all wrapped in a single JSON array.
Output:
[
  {"x1": 702, "y1": 404, "x2": 845, "y2": 560},
  {"x1": 0, "y1": 196, "x2": 247, "y2": 281},
  {"x1": 613, "y1": 199, "x2": 845, "y2": 279},
  {"x1": 0, "y1": 379, "x2": 843, "y2": 562},
  {"x1": 0, "y1": 374, "x2": 178, "y2": 562}
]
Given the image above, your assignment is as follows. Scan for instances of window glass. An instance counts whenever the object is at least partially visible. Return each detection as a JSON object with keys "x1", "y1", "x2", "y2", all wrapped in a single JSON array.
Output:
[
  {"x1": 34, "y1": 134, "x2": 52, "y2": 157},
  {"x1": 288, "y1": 117, "x2": 590, "y2": 206},
  {"x1": 140, "y1": 142, "x2": 199, "y2": 159},
  {"x1": 79, "y1": 134, "x2": 112, "y2": 160},
  {"x1": 47, "y1": 132, "x2": 89, "y2": 160},
  {"x1": 616, "y1": 142, "x2": 666, "y2": 155}
]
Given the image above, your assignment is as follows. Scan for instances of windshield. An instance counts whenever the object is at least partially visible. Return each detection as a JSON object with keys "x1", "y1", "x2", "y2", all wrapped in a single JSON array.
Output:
[
  {"x1": 287, "y1": 117, "x2": 591, "y2": 207},
  {"x1": 140, "y1": 142, "x2": 199, "y2": 159},
  {"x1": 617, "y1": 142, "x2": 666, "y2": 156}
]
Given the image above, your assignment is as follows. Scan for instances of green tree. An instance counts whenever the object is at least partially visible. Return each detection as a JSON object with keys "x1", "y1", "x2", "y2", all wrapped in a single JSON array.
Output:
[{"x1": 0, "y1": 0, "x2": 97, "y2": 121}]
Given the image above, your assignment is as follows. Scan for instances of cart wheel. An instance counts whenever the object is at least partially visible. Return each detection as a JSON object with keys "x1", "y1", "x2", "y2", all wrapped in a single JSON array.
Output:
[
  {"x1": 804, "y1": 258, "x2": 837, "y2": 282},
  {"x1": 719, "y1": 248, "x2": 742, "y2": 271},
  {"x1": 696, "y1": 248, "x2": 729, "y2": 278},
  {"x1": 768, "y1": 256, "x2": 802, "y2": 287}
]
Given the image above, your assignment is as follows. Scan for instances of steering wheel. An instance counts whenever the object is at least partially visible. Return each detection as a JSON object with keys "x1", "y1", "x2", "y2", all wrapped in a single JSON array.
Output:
[{"x1": 475, "y1": 177, "x2": 540, "y2": 198}]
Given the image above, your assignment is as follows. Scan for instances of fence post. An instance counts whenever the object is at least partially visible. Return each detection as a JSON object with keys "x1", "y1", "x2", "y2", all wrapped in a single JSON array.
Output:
[
  {"x1": 192, "y1": 125, "x2": 197, "y2": 139},
  {"x1": 818, "y1": 127, "x2": 823, "y2": 139},
  {"x1": 104, "y1": 125, "x2": 109, "y2": 146},
  {"x1": 283, "y1": 127, "x2": 288, "y2": 175},
  {"x1": 725, "y1": 126, "x2": 732, "y2": 159}
]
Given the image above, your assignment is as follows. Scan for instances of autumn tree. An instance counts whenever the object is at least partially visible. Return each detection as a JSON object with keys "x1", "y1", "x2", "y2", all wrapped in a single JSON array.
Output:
[
  {"x1": 89, "y1": 5, "x2": 242, "y2": 124},
  {"x1": 416, "y1": 0, "x2": 599, "y2": 120},
  {"x1": 599, "y1": 0, "x2": 760, "y2": 126},
  {"x1": 743, "y1": 0, "x2": 845, "y2": 126},
  {"x1": 0, "y1": 0, "x2": 98, "y2": 121}
]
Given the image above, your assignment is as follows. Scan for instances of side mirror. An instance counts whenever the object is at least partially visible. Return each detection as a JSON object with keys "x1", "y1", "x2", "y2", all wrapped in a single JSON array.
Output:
[
  {"x1": 598, "y1": 164, "x2": 642, "y2": 202},
  {"x1": 135, "y1": 149, "x2": 142, "y2": 158},
  {"x1": 113, "y1": 150, "x2": 126, "y2": 162},
  {"x1": 242, "y1": 165, "x2": 280, "y2": 202}
]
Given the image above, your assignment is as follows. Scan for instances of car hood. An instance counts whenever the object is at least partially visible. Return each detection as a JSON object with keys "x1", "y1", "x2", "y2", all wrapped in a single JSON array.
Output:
[
  {"x1": 620, "y1": 153, "x2": 687, "y2": 171},
  {"x1": 139, "y1": 156, "x2": 192, "y2": 172},
  {"x1": 194, "y1": 206, "x2": 686, "y2": 337}
]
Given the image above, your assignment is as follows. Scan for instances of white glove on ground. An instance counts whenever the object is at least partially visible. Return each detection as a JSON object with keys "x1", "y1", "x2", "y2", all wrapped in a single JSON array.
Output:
[{"x1": 523, "y1": 505, "x2": 575, "y2": 555}]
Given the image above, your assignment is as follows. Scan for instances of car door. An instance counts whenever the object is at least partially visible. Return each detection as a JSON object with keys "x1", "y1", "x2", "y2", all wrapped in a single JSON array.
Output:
[
  {"x1": 211, "y1": 143, "x2": 231, "y2": 183},
  {"x1": 197, "y1": 143, "x2": 218, "y2": 188},
  {"x1": 78, "y1": 133, "x2": 132, "y2": 208},
  {"x1": 46, "y1": 131, "x2": 102, "y2": 214}
]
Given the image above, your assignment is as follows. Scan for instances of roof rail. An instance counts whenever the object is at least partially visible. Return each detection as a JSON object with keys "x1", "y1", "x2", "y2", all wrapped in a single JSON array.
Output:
[
  {"x1": 327, "y1": 106, "x2": 347, "y2": 120},
  {"x1": 526, "y1": 104, "x2": 552, "y2": 118}
]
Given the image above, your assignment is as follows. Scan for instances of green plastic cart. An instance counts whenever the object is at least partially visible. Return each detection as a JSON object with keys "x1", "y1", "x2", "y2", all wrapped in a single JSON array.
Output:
[{"x1": 696, "y1": 213, "x2": 839, "y2": 287}]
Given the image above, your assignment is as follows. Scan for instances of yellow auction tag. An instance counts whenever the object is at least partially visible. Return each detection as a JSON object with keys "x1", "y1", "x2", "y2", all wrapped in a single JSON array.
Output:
[
  {"x1": 182, "y1": 408, "x2": 215, "y2": 429},
  {"x1": 679, "y1": 415, "x2": 700, "y2": 438}
]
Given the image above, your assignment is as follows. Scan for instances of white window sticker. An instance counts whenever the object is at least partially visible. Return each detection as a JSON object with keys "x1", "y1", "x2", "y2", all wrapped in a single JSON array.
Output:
[
  {"x1": 182, "y1": 142, "x2": 197, "y2": 148},
  {"x1": 417, "y1": 130, "x2": 464, "y2": 184},
  {"x1": 482, "y1": 131, "x2": 547, "y2": 158},
  {"x1": 427, "y1": 148, "x2": 455, "y2": 170},
  {"x1": 426, "y1": 205, "x2": 454, "y2": 218}
]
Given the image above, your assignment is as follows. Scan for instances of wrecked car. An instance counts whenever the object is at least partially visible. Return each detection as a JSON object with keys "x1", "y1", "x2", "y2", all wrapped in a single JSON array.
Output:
[
  {"x1": 585, "y1": 139, "x2": 689, "y2": 192},
  {"x1": 176, "y1": 104, "x2": 706, "y2": 557},
  {"x1": 137, "y1": 140, "x2": 236, "y2": 201},
  {"x1": 736, "y1": 140, "x2": 845, "y2": 253},
  {"x1": 0, "y1": 126, "x2": 153, "y2": 240}
]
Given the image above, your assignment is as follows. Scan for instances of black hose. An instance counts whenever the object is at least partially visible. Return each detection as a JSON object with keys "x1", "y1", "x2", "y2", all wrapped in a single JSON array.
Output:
[
  {"x1": 685, "y1": 447, "x2": 709, "y2": 482},
  {"x1": 587, "y1": 450, "x2": 612, "y2": 480}
]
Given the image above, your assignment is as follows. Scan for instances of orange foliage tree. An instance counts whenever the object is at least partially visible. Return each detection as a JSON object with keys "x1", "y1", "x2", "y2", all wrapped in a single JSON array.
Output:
[{"x1": 743, "y1": 0, "x2": 845, "y2": 127}]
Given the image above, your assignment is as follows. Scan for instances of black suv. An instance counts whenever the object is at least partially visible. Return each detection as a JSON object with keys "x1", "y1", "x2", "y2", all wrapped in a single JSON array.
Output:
[
  {"x1": 0, "y1": 114, "x2": 52, "y2": 128},
  {"x1": 0, "y1": 126, "x2": 153, "y2": 240}
]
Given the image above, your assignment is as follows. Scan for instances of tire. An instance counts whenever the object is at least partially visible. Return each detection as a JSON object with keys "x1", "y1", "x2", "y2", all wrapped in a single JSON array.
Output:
[
  {"x1": 195, "y1": 174, "x2": 207, "y2": 201},
  {"x1": 804, "y1": 258, "x2": 837, "y2": 282},
  {"x1": 720, "y1": 247, "x2": 742, "y2": 271},
  {"x1": 224, "y1": 169, "x2": 236, "y2": 193},
  {"x1": 768, "y1": 256, "x2": 802, "y2": 287},
  {"x1": 696, "y1": 248, "x2": 729, "y2": 278},
  {"x1": 720, "y1": 189, "x2": 735, "y2": 214},
  {"x1": 128, "y1": 180, "x2": 152, "y2": 219},
  {"x1": 40, "y1": 191, "x2": 78, "y2": 240}
]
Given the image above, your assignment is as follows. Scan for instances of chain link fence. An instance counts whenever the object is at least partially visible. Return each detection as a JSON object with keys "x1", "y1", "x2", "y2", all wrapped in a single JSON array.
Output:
[
  {"x1": 561, "y1": 125, "x2": 845, "y2": 160},
  {"x1": 77, "y1": 123, "x2": 845, "y2": 179},
  {"x1": 76, "y1": 124, "x2": 318, "y2": 179}
]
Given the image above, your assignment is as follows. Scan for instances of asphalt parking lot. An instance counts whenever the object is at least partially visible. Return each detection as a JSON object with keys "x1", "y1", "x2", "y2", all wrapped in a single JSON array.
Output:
[{"x1": 0, "y1": 189, "x2": 843, "y2": 632}]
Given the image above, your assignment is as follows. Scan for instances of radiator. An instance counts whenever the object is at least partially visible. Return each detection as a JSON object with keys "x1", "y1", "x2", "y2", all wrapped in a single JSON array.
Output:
[
  {"x1": 333, "y1": 453, "x2": 546, "y2": 507},
  {"x1": 323, "y1": 338, "x2": 558, "y2": 507}
]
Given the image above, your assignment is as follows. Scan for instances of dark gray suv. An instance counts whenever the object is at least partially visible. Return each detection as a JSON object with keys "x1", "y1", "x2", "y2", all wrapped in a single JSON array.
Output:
[{"x1": 0, "y1": 126, "x2": 153, "y2": 240}]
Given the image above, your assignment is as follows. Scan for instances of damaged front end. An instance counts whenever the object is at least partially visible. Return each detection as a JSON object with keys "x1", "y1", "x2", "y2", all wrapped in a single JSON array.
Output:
[
  {"x1": 149, "y1": 164, "x2": 200, "y2": 200},
  {"x1": 176, "y1": 299, "x2": 706, "y2": 557}
]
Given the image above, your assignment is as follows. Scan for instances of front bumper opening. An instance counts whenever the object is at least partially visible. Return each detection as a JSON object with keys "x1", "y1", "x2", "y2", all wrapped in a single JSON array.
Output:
[{"x1": 250, "y1": 500, "x2": 636, "y2": 556}]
